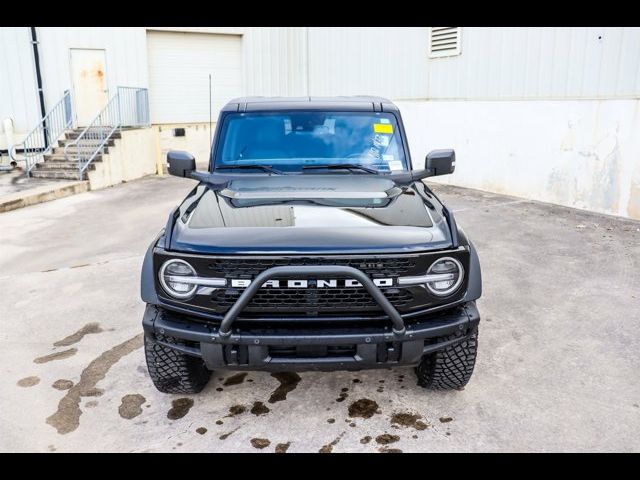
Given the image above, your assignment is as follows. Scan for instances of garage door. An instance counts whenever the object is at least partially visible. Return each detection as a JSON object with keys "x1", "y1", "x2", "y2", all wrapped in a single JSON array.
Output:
[{"x1": 147, "y1": 31, "x2": 243, "y2": 124}]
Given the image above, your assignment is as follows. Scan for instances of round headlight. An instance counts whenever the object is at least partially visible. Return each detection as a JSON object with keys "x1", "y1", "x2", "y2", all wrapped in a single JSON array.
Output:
[
  {"x1": 425, "y1": 257, "x2": 464, "y2": 296},
  {"x1": 159, "y1": 259, "x2": 197, "y2": 299}
]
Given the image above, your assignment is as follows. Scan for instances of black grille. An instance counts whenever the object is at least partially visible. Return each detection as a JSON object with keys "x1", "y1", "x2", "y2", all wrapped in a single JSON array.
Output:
[
  {"x1": 211, "y1": 287, "x2": 414, "y2": 314},
  {"x1": 206, "y1": 257, "x2": 416, "y2": 279}
]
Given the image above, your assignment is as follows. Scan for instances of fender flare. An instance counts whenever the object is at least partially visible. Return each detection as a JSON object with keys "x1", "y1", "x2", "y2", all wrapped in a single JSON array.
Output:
[
  {"x1": 140, "y1": 235, "x2": 161, "y2": 305},
  {"x1": 463, "y1": 239, "x2": 482, "y2": 301}
]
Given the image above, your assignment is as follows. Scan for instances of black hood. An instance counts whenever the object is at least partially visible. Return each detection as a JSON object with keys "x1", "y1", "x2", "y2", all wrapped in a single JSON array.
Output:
[{"x1": 168, "y1": 175, "x2": 452, "y2": 255}]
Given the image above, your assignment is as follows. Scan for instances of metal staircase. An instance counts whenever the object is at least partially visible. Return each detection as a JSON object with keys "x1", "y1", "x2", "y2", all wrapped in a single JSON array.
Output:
[
  {"x1": 11, "y1": 87, "x2": 149, "y2": 181},
  {"x1": 61, "y1": 87, "x2": 150, "y2": 180},
  {"x1": 9, "y1": 90, "x2": 73, "y2": 176}
]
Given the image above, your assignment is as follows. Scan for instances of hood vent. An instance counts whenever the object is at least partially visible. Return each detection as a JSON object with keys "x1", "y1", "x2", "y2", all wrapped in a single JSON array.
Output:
[{"x1": 218, "y1": 176, "x2": 402, "y2": 201}]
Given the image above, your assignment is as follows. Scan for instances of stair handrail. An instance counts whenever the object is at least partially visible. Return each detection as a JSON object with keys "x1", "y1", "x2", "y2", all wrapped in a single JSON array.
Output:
[
  {"x1": 10, "y1": 90, "x2": 73, "y2": 176},
  {"x1": 64, "y1": 86, "x2": 149, "y2": 179},
  {"x1": 64, "y1": 95, "x2": 119, "y2": 178}
]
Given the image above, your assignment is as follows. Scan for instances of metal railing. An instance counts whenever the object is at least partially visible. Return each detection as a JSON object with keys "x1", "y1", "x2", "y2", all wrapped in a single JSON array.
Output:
[
  {"x1": 10, "y1": 90, "x2": 73, "y2": 176},
  {"x1": 64, "y1": 86, "x2": 150, "y2": 178}
]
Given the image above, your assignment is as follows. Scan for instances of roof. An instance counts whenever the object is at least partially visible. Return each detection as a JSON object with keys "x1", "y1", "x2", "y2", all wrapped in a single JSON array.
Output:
[{"x1": 222, "y1": 96, "x2": 399, "y2": 113}]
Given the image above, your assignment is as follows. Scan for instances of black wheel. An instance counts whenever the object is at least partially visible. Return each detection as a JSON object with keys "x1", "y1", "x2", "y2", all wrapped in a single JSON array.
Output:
[
  {"x1": 415, "y1": 327, "x2": 478, "y2": 390},
  {"x1": 144, "y1": 334, "x2": 211, "y2": 394}
]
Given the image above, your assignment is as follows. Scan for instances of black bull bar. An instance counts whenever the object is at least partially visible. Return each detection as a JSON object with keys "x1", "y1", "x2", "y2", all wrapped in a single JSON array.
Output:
[{"x1": 218, "y1": 265, "x2": 407, "y2": 337}]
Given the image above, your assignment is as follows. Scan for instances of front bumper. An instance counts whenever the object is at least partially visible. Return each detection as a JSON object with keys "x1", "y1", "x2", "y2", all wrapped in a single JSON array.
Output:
[{"x1": 142, "y1": 301, "x2": 480, "y2": 371}]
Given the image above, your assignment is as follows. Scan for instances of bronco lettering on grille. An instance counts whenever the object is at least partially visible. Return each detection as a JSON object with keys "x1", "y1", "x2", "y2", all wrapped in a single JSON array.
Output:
[{"x1": 229, "y1": 278, "x2": 394, "y2": 288}]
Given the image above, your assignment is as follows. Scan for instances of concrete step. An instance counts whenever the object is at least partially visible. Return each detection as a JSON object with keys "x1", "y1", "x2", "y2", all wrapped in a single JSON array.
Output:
[
  {"x1": 0, "y1": 179, "x2": 90, "y2": 213},
  {"x1": 51, "y1": 146, "x2": 110, "y2": 155},
  {"x1": 58, "y1": 138, "x2": 115, "y2": 148},
  {"x1": 43, "y1": 154, "x2": 103, "y2": 162},
  {"x1": 35, "y1": 161, "x2": 96, "y2": 171},
  {"x1": 30, "y1": 169, "x2": 87, "y2": 180},
  {"x1": 65, "y1": 130, "x2": 121, "y2": 140}
]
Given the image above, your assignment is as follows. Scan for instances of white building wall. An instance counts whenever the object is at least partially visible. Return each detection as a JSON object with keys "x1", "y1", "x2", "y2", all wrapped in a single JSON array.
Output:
[
  {"x1": 242, "y1": 27, "x2": 307, "y2": 97},
  {"x1": 37, "y1": 27, "x2": 149, "y2": 111},
  {"x1": 3, "y1": 26, "x2": 640, "y2": 218},
  {"x1": 307, "y1": 27, "x2": 429, "y2": 99},
  {"x1": 146, "y1": 27, "x2": 308, "y2": 98},
  {"x1": 398, "y1": 98, "x2": 640, "y2": 220},
  {"x1": 143, "y1": 27, "x2": 308, "y2": 163},
  {"x1": 304, "y1": 27, "x2": 640, "y2": 100},
  {"x1": 0, "y1": 27, "x2": 41, "y2": 148},
  {"x1": 426, "y1": 27, "x2": 640, "y2": 100}
]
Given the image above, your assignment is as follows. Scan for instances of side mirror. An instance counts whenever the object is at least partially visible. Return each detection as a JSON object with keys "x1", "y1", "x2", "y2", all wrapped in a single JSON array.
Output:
[
  {"x1": 425, "y1": 149, "x2": 455, "y2": 176},
  {"x1": 167, "y1": 150, "x2": 196, "y2": 178}
]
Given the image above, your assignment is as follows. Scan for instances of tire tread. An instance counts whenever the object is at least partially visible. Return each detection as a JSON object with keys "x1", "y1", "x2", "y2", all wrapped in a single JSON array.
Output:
[
  {"x1": 416, "y1": 327, "x2": 478, "y2": 390},
  {"x1": 145, "y1": 334, "x2": 211, "y2": 394}
]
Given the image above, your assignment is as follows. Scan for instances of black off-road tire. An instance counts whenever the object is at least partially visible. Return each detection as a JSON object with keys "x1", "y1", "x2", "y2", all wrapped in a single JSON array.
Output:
[
  {"x1": 144, "y1": 335, "x2": 211, "y2": 394},
  {"x1": 415, "y1": 327, "x2": 478, "y2": 390}
]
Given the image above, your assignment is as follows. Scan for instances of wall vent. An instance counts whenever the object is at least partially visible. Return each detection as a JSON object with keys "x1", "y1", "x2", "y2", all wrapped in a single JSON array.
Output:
[{"x1": 429, "y1": 27, "x2": 461, "y2": 58}]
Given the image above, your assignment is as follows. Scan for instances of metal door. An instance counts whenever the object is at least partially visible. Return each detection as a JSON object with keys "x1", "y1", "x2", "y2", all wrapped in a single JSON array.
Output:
[{"x1": 70, "y1": 49, "x2": 108, "y2": 126}]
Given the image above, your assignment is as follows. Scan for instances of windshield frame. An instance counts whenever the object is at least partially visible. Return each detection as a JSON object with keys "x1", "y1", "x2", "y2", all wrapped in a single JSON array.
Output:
[{"x1": 209, "y1": 109, "x2": 414, "y2": 174}]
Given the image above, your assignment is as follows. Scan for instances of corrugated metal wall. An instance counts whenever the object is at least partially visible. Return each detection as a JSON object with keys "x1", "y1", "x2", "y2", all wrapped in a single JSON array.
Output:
[
  {"x1": 0, "y1": 27, "x2": 41, "y2": 140},
  {"x1": 307, "y1": 27, "x2": 429, "y2": 99},
  {"x1": 243, "y1": 27, "x2": 307, "y2": 96},
  {"x1": 1, "y1": 27, "x2": 150, "y2": 147},
  {"x1": 306, "y1": 27, "x2": 640, "y2": 100},
  {"x1": 37, "y1": 27, "x2": 149, "y2": 110},
  {"x1": 3, "y1": 26, "x2": 640, "y2": 141},
  {"x1": 426, "y1": 27, "x2": 640, "y2": 100}
]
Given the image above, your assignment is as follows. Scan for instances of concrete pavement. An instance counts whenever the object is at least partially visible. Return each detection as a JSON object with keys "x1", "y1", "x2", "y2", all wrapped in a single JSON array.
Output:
[
  {"x1": 1, "y1": 175, "x2": 639, "y2": 452},
  {"x1": 0, "y1": 169, "x2": 89, "y2": 213}
]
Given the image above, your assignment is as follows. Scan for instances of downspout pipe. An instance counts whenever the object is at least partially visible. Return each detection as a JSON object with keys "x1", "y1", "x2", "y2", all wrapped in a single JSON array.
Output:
[{"x1": 30, "y1": 27, "x2": 48, "y2": 150}]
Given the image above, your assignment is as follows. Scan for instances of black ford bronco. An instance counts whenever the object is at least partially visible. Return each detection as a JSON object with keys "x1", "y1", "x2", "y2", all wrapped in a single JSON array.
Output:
[{"x1": 141, "y1": 96, "x2": 481, "y2": 394}]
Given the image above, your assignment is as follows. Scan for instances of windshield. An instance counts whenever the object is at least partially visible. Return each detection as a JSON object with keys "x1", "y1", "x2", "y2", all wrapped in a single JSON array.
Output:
[{"x1": 214, "y1": 111, "x2": 408, "y2": 174}]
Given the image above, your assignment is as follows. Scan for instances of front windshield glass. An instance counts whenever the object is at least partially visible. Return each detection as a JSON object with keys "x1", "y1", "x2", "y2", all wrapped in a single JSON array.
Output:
[{"x1": 214, "y1": 111, "x2": 408, "y2": 173}]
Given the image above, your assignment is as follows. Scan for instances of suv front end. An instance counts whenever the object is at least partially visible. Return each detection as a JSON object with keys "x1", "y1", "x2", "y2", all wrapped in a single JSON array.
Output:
[{"x1": 140, "y1": 96, "x2": 482, "y2": 394}]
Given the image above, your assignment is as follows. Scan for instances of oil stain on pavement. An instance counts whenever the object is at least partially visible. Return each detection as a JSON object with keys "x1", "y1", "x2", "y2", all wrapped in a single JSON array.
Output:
[
  {"x1": 219, "y1": 426, "x2": 240, "y2": 440},
  {"x1": 118, "y1": 394, "x2": 146, "y2": 419},
  {"x1": 250, "y1": 438, "x2": 271, "y2": 449},
  {"x1": 390, "y1": 412, "x2": 429, "y2": 430},
  {"x1": 167, "y1": 398, "x2": 194, "y2": 420},
  {"x1": 319, "y1": 431, "x2": 346, "y2": 453},
  {"x1": 34, "y1": 348, "x2": 77, "y2": 364},
  {"x1": 275, "y1": 442, "x2": 291, "y2": 453},
  {"x1": 226, "y1": 404, "x2": 246, "y2": 417},
  {"x1": 223, "y1": 373, "x2": 247, "y2": 386},
  {"x1": 250, "y1": 401, "x2": 270, "y2": 416},
  {"x1": 348, "y1": 398, "x2": 380, "y2": 419},
  {"x1": 46, "y1": 334, "x2": 143, "y2": 434},
  {"x1": 52, "y1": 379, "x2": 74, "y2": 390},
  {"x1": 54, "y1": 322, "x2": 103, "y2": 347},
  {"x1": 375, "y1": 433, "x2": 400, "y2": 445},
  {"x1": 379, "y1": 447, "x2": 403, "y2": 453},
  {"x1": 17, "y1": 376, "x2": 40, "y2": 387},
  {"x1": 268, "y1": 372, "x2": 301, "y2": 403}
]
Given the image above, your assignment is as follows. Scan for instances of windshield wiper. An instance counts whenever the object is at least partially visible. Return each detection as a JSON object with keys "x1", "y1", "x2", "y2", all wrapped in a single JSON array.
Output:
[
  {"x1": 215, "y1": 164, "x2": 283, "y2": 174},
  {"x1": 302, "y1": 164, "x2": 379, "y2": 174}
]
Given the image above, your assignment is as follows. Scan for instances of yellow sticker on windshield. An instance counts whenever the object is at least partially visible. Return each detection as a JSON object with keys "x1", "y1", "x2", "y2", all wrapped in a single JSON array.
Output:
[{"x1": 373, "y1": 123, "x2": 393, "y2": 134}]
